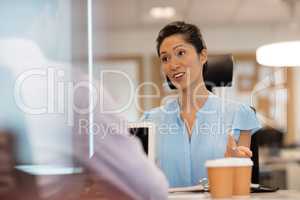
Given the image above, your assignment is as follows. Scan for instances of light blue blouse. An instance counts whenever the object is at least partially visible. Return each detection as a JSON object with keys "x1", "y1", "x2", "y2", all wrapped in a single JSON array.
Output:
[{"x1": 142, "y1": 94, "x2": 261, "y2": 187}]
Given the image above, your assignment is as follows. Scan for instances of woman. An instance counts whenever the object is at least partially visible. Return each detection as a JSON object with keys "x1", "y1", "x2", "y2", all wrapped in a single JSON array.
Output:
[{"x1": 142, "y1": 21, "x2": 261, "y2": 187}]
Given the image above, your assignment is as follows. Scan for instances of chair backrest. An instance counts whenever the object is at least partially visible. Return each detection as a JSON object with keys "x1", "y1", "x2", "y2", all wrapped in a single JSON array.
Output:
[{"x1": 204, "y1": 54, "x2": 234, "y2": 91}]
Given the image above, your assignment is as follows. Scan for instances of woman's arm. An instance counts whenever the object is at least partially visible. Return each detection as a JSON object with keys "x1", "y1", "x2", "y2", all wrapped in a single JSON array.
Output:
[
  {"x1": 225, "y1": 130, "x2": 252, "y2": 158},
  {"x1": 238, "y1": 131, "x2": 251, "y2": 148}
]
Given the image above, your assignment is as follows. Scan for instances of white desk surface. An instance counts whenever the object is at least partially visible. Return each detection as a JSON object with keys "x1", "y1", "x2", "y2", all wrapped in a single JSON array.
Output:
[{"x1": 168, "y1": 190, "x2": 300, "y2": 200}]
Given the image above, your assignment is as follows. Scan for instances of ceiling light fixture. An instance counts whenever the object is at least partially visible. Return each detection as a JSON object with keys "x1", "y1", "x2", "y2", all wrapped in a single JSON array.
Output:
[
  {"x1": 150, "y1": 6, "x2": 176, "y2": 19},
  {"x1": 256, "y1": 41, "x2": 300, "y2": 67},
  {"x1": 256, "y1": 0, "x2": 300, "y2": 67}
]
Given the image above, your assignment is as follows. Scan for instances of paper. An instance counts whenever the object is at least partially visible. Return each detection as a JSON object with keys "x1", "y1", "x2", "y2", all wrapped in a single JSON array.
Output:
[{"x1": 168, "y1": 184, "x2": 205, "y2": 193}]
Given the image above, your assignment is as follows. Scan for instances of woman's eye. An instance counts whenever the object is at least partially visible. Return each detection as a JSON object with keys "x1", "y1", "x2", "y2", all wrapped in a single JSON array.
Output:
[
  {"x1": 161, "y1": 56, "x2": 169, "y2": 63},
  {"x1": 177, "y1": 50, "x2": 186, "y2": 57}
]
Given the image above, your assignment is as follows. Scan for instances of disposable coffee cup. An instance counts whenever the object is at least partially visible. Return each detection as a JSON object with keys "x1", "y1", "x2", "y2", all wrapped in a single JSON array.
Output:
[
  {"x1": 205, "y1": 158, "x2": 236, "y2": 199},
  {"x1": 232, "y1": 158, "x2": 253, "y2": 197}
]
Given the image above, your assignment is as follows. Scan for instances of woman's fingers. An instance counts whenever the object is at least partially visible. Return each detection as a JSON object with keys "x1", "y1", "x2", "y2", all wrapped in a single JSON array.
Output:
[
  {"x1": 225, "y1": 133, "x2": 252, "y2": 158},
  {"x1": 225, "y1": 146, "x2": 252, "y2": 158},
  {"x1": 236, "y1": 146, "x2": 253, "y2": 157},
  {"x1": 224, "y1": 133, "x2": 252, "y2": 158},
  {"x1": 226, "y1": 134, "x2": 237, "y2": 150},
  {"x1": 225, "y1": 133, "x2": 237, "y2": 157}
]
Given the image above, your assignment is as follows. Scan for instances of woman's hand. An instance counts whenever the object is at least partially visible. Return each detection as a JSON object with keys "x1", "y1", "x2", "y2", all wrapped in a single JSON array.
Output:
[{"x1": 224, "y1": 134, "x2": 252, "y2": 158}]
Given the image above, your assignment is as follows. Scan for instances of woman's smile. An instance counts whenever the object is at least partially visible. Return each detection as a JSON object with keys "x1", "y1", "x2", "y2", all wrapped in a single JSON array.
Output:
[{"x1": 172, "y1": 72, "x2": 185, "y2": 81}]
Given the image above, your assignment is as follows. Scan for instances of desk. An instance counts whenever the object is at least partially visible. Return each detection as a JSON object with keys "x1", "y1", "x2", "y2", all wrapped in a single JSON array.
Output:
[{"x1": 168, "y1": 190, "x2": 300, "y2": 199}]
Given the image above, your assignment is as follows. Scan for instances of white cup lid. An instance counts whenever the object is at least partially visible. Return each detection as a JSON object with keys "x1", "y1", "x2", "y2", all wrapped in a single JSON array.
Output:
[{"x1": 205, "y1": 158, "x2": 253, "y2": 167}]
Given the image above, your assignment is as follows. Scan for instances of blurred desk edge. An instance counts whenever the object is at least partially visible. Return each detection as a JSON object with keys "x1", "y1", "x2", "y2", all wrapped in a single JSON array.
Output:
[{"x1": 168, "y1": 190, "x2": 300, "y2": 200}]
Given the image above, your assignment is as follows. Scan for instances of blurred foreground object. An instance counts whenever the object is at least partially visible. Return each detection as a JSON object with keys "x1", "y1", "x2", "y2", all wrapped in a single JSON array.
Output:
[{"x1": 0, "y1": 131, "x2": 17, "y2": 198}]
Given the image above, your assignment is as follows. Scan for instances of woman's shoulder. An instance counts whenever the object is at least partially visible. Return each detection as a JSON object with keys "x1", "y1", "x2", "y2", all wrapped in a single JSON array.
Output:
[
  {"x1": 209, "y1": 94, "x2": 254, "y2": 114},
  {"x1": 224, "y1": 98, "x2": 254, "y2": 113},
  {"x1": 210, "y1": 95, "x2": 260, "y2": 132}
]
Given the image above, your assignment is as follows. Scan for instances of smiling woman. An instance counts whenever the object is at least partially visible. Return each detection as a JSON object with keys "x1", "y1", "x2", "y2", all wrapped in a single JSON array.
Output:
[
  {"x1": 159, "y1": 35, "x2": 207, "y2": 92},
  {"x1": 141, "y1": 21, "x2": 261, "y2": 187}
]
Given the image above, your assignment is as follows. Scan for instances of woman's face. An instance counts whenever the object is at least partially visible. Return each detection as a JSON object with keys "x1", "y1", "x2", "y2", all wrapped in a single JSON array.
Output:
[{"x1": 159, "y1": 34, "x2": 207, "y2": 91}]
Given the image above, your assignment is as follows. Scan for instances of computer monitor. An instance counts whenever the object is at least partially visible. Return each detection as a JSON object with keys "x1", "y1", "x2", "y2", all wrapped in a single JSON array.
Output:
[{"x1": 128, "y1": 122, "x2": 155, "y2": 162}]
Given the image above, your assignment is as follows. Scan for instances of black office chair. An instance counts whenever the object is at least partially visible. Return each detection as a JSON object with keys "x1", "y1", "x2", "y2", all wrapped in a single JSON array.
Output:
[
  {"x1": 166, "y1": 54, "x2": 234, "y2": 91},
  {"x1": 250, "y1": 128, "x2": 281, "y2": 192},
  {"x1": 250, "y1": 132, "x2": 260, "y2": 185}
]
